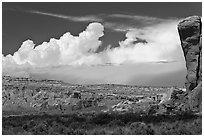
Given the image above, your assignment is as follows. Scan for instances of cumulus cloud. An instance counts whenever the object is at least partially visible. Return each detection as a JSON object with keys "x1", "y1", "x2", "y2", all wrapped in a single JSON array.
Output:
[
  {"x1": 3, "y1": 22, "x2": 105, "y2": 76},
  {"x1": 2, "y1": 19, "x2": 183, "y2": 77}
]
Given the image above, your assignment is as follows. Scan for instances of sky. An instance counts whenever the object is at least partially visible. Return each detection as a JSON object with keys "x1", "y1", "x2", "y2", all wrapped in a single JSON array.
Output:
[{"x1": 2, "y1": 2, "x2": 202, "y2": 87}]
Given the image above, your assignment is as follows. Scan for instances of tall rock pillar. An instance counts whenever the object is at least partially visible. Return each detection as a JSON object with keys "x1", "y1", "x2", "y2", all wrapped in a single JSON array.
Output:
[{"x1": 177, "y1": 16, "x2": 202, "y2": 112}]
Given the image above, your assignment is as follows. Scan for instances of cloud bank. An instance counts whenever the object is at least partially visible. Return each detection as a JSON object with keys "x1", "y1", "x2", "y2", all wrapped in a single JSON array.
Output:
[{"x1": 2, "y1": 18, "x2": 183, "y2": 77}]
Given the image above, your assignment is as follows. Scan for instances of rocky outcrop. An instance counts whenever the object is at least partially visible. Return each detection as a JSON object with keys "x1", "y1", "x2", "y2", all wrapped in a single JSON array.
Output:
[
  {"x1": 148, "y1": 16, "x2": 202, "y2": 115},
  {"x1": 72, "y1": 91, "x2": 81, "y2": 99},
  {"x1": 178, "y1": 16, "x2": 202, "y2": 112}
]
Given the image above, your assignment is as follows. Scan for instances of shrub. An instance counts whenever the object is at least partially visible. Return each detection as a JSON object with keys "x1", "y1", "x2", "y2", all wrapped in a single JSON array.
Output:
[
  {"x1": 89, "y1": 128, "x2": 107, "y2": 135},
  {"x1": 32, "y1": 121, "x2": 49, "y2": 135},
  {"x1": 111, "y1": 127, "x2": 126, "y2": 134},
  {"x1": 107, "y1": 119, "x2": 125, "y2": 127},
  {"x1": 129, "y1": 122, "x2": 155, "y2": 135},
  {"x1": 2, "y1": 112, "x2": 202, "y2": 135},
  {"x1": 91, "y1": 113, "x2": 114, "y2": 125}
]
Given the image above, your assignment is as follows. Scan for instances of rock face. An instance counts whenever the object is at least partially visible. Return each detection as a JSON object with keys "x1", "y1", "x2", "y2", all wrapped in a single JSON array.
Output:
[{"x1": 178, "y1": 16, "x2": 202, "y2": 112}]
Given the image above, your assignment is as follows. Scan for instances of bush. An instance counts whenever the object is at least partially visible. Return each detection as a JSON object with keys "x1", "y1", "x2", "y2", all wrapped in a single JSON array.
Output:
[
  {"x1": 129, "y1": 122, "x2": 155, "y2": 135},
  {"x1": 32, "y1": 121, "x2": 49, "y2": 135},
  {"x1": 111, "y1": 127, "x2": 125, "y2": 134},
  {"x1": 107, "y1": 119, "x2": 125, "y2": 127},
  {"x1": 91, "y1": 113, "x2": 114, "y2": 125},
  {"x1": 89, "y1": 128, "x2": 107, "y2": 135},
  {"x1": 156, "y1": 119, "x2": 202, "y2": 135}
]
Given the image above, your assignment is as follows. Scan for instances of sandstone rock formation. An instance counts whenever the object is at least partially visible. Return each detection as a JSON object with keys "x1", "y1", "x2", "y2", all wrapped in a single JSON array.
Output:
[
  {"x1": 148, "y1": 16, "x2": 202, "y2": 115},
  {"x1": 178, "y1": 16, "x2": 202, "y2": 112}
]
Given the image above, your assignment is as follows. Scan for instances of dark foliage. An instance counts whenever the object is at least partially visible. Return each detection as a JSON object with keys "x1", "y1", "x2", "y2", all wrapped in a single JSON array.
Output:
[{"x1": 2, "y1": 111, "x2": 202, "y2": 135}]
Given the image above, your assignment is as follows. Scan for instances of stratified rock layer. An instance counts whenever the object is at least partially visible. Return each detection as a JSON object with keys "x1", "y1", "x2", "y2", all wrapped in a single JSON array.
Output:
[{"x1": 178, "y1": 16, "x2": 202, "y2": 112}]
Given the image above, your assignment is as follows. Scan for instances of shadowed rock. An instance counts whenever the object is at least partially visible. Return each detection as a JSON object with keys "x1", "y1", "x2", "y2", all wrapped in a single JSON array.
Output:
[{"x1": 178, "y1": 16, "x2": 202, "y2": 112}]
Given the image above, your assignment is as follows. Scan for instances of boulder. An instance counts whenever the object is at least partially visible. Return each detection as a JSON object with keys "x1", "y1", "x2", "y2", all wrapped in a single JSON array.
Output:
[
  {"x1": 148, "y1": 88, "x2": 189, "y2": 115},
  {"x1": 72, "y1": 91, "x2": 81, "y2": 99},
  {"x1": 178, "y1": 16, "x2": 202, "y2": 112}
]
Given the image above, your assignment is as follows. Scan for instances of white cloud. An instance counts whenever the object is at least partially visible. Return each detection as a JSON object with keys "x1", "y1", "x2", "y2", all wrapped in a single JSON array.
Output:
[
  {"x1": 3, "y1": 23, "x2": 105, "y2": 75},
  {"x1": 108, "y1": 14, "x2": 165, "y2": 22},
  {"x1": 105, "y1": 14, "x2": 179, "y2": 32},
  {"x1": 104, "y1": 22, "x2": 136, "y2": 32},
  {"x1": 3, "y1": 19, "x2": 184, "y2": 78},
  {"x1": 106, "y1": 20, "x2": 182, "y2": 64},
  {"x1": 30, "y1": 10, "x2": 103, "y2": 22}
]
